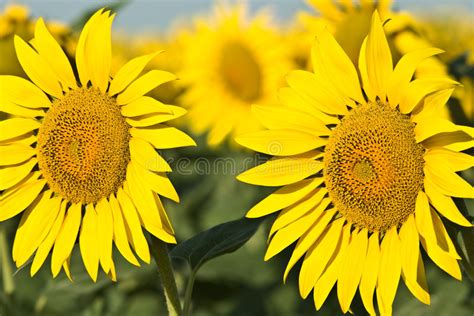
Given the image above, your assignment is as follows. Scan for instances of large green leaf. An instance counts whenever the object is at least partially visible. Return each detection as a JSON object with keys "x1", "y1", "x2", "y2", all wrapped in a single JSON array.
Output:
[{"x1": 170, "y1": 217, "x2": 264, "y2": 272}]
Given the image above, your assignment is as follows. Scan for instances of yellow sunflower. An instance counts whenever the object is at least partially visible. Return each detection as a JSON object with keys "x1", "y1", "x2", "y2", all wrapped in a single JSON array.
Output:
[
  {"x1": 0, "y1": 9, "x2": 195, "y2": 281},
  {"x1": 298, "y1": 0, "x2": 447, "y2": 77},
  {"x1": 236, "y1": 11, "x2": 473, "y2": 315},
  {"x1": 179, "y1": 4, "x2": 292, "y2": 145}
]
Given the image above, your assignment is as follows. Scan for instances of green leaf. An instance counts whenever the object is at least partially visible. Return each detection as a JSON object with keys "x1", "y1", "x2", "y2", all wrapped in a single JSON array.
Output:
[{"x1": 170, "y1": 217, "x2": 264, "y2": 272}]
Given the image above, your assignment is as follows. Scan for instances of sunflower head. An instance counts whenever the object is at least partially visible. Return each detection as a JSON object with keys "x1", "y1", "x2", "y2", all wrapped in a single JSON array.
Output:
[
  {"x1": 237, "y1": 9, "x2": 473, "y2": 315},
  {"x1": 0, "y1": 9, "x2": 195, "y2": 282},
  {"x1": 179, "y1": 3, "x2": 292, "y2": 145}
]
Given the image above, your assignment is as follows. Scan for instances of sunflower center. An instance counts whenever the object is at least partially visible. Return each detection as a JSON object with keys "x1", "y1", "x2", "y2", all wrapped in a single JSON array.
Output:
[
  {"x1": 37, "y1": 87, "x2": 130, "y2": 204},
  {"x1": 218, "y1": 40, "x2": 262, "y2": 102},
  {"x1": 323, "y1": 102, "x2": 425, "y2": 232}
]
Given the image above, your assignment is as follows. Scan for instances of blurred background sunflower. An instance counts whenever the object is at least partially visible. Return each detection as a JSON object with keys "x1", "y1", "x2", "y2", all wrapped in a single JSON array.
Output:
[{"x1": 0, "y1": 1, "x2": 473, "y2": 316}]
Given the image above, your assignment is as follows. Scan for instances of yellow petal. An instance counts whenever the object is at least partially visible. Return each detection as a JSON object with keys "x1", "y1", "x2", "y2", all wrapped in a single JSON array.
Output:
[
  {"x1": 31, "y1": 200, "x2": 67, "y2": 276},
  {"x1": 109, "y1": 194, "x2": 139, "y2": 266},
  {"x1": 62, "y1": 256, "x2": 72, "y2": 281},
  {"x1": 422, "y1": 131, "x2": 473, "y2": 151},
  {"x1": 85, "y1": 12, "x2": 113, "y2": 92},
  {"x1": 431, "y1": 210, "x2": 461, "y2": 259},
  {"x1": 116, "y1": 187, "x2": 150, "y2": 263},
  {"x1": 120, "y1": 96, "x2": 172, "y2": 117},
  {"x1": 420, "y1": 235, "x2": 461, "y2": 280},
  {"x1": 388, "y1": 47, "x2": 444, "y2": 106},
  {"x1": 76, "y1": 9, "x2": 104, "y2": 87},
  {"x1": 96, "y1": 198, "x2": 113, "y2": 273},
  {"x1": 277, "y1": 87, "x2": 340, "y2": 125},
  {"x1": 400, "y1": 78, "x2": 458, "y2": 114},
  {"x1": 358, "y1": 37, "x2": 376, "y2": 101},
  {"x1": 235, "y1": 129, "x2": 327, "y2": 156},
  {"x1": 117, "y1": 70, "x2": 177, "y2": 105},
  {"x1": 0, "y1": 144, "x2": 36, "y2": 166},
  {"x1": 312, "y1": 30, "x2": 364, "y2": 104},
  {"x1": 109, "y1": 51, "x2": 162, "y2": 96},
  {"x1": 270, "y1": 188, "x2": 327, "y2": 237},
  {"x1": 126, "y1": 106, "x2": 187, "y2": 127},
  {"x1": 376, "y1": 226, "x2": 401, "y2": 314},
  {"x1": 0, "y1": 178, "x2": 46, "y2": 221},
  {"x1": 415, "y1": 191, "x2": 436, "y2": 242},
  {"x1": 359, "y1": 232, "x2": 380, "y2": 316},
  {"x1": 237, "y1": 158, "x2": 322, "y2": 187},
  {"x1": 252, "y1": 104, "x2": 330, "y2": 137},
  {"x1": 0, "y1": 157, "x2": 37, "y2": 190},
  {"x1": 131, "y1": 126, "x2": 196, "y2": 149},
  {"x1": 0, "y1": 100, "x2": 44, "y2": 118},
  {"x1": 424, "y1": 148, "x2": 474, "y2": 172},
  {"x1": 265, "y1": 198, "x2": 331, "y2": 261},
  {"x1": 15, "y1": 196, "x2": 61, "y2": 266},
  {"x1": 0, "y1": 75, "x2": 51, "y2": 108},
  {"x1": 286, "y1": 70, "x2": 348, "y2": 115},
  {"x1": 34, "y1": 18, "x2": 76, "y2": 89},
  {"x1": 424, "y1": 176, "x2": 472, "y2": 227},
  {"x1": 403, "y1": 252, "x2": 430, "y2": 305},
  {"x1": 129, "y1": 137, "x2": 171, "y2": 172},
  {"x1": 399, "y1": 214, "x2": 419, "y2": 284},
  {"x1": 338, "y1": 228, "x2": 368, "y2": 313},
  {"x1": 132, "y1": 163, "x2": 179, "y2": 202},
  {"x1": 0, "y1": 118, "x2": 40, "y2": 142},
  {"x1": 0, "y1": 132, "x2": 37, "y2": 147},
  {"x1": 51, "y1": 203, "x2": 82, "y2": 277},
  {"x1": 411, "y1": 88, "x2": 453, "y2": 123},
  {"x1": 313, "y1": 224, "x2": 351, "y2": 310},
  {"x1": 108, "y1": 259, "x2": 117, "y2": 282},
  {"x1": 79, "y1": 204, "x2": 99, "y2": 281},
  {"x1": 285, "y1": 216, "x2": 343, "y2": 283},
  {"x1": 246, "y1": 177, "x2": 324, "y2": 218},
  {"x1": 424, "y1": 162, "x2": 474, "y2": 198},
  {"x1": 13, "y1": 35, "x2": 62, "y2": 98},
  {"x1": 366, "y1": 11, "x2": 392, "y2": 100},
  {"x1": 298, "y1": 211, "x2": 342, "y2": 298}
]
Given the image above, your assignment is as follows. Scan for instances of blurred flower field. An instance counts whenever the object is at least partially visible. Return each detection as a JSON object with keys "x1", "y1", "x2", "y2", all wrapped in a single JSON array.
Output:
[{"x1": 0, "y1": 1, "x2": 473, "y2": 316}]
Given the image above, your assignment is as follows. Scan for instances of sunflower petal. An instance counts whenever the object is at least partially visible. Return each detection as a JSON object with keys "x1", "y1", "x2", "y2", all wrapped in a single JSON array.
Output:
[
  {"x1": 399, "y1": 215, "x2": 419, "y2": 283},
  {"x1": 416, "y1": 118, "x2": 473, "y2": 143},
  {"x1": 51, "y1": 203, "x2": 82, "y2": 277},
  {"x1": 13, "y1": 35, "x2": 63, "y2": 98},
  {"x1": 0, "y1": 118, "x2": 40, "y2": 142},
  {"x1": 424, "y1": 148, "x2": 474, "y2": 172},
  {"x1": 117, "y1": 70, "x2": 177, "y2": 105},
  {"x1": 133, "y1": 163, "x2": 179, "y2": 202},
  {"x1": 358, "y1": 37, "x2": 376, "y2": 101},
  {"x1": 96, "y1": 198, "x2": 113, "y2": 273},
  {"x1": 129, "y1": 137, "x2": 171, "y2": 172},
  {"x1": 338, "y1": 228, "x2": 368, "y2": 313},
  {"x1": 0, "y1": 75, "x2": 51, "y2": 108},
  {"x1": 116, "y1": 187, "x2": 150, "y2": 263},
  {"x1": 131, "y1": 126, "x2": 196, "y2": 149},
  {"x1": 109, "y1": 194, "x2": 139, "y2": 266},
  {"x1": 80, "y1": 204, "x2": 99, "y2": 281},
  {"x1": 237, "y1": 158, "x2": 323, "y2": 187},
  {"x1": 0, "y1": 158, "x2": 37, "y2": 190},
  {"x1": 34, "y1": 18, "x2": 76, "y2": 89},
  {"x1": 0, "y1": 179, "x2": 46, "y2": 221},
  {"x1": 0, "y1": 144, "x2": 36, "y2": 166},
  {"x1": 421, "y1": 235, "x2": 461, "y2": 280},
  {"x1": 403, "y1": 252, "x2": 430, "y2": 305},
  {"x1": 235, "y1": 129, "x2": 327, "y2": 156},
  {"x1": 366, "y1": 11, "x2": 392, "y2": 100},
  {"x1": 109, "y1": 52, "x2": 162, "y2": 96},
  {"x1": 126, "y1": 106, "x2": 186, "y2": 127},
  {"x1": 424, "y1": 162, "x2": 474, "y2": 198},
  {"x1": 359, "y1": 232, "x2": 380, "y2": 316},
  {"x1": 31, "y1": 200, "x2": 67, "y2": 276},
  {"x1": 246, "y1": 177, "x2": 324, "y2": 218},
  {"x1": 265, "y1": 198, "x2": 331, "y2": 261}
]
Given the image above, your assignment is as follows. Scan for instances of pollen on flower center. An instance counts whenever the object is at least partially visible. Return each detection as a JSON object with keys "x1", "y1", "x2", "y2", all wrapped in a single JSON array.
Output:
[
  {"x1": 218, "y1": 41, "x2": 262, "y2": 102},
  {"x1": 323, "y1": 102, "x2": 425, "y2": 232},
  {"x1": 37, "y1": 87, "x2": 130, "y2": 204}
]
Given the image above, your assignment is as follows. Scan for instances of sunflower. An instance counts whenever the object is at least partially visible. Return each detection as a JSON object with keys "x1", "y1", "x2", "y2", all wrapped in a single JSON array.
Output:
[
  {"x1": 236, "y1": 11, "x2": 473, "y2": 315},
  {"x1": 0, "y1": 9, "x2": 195, "y2": 281},
  {"x1": 179, "y1": 4, "x2": 292, "y2": 145},
  {"x1": 298, "y1": 0, "x2": 447, "y2": 78}
]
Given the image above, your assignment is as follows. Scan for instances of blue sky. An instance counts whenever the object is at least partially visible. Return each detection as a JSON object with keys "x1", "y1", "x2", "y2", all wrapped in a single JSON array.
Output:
[{"x1": 1, "y1": 0, "x2": 473, "y2": 33}]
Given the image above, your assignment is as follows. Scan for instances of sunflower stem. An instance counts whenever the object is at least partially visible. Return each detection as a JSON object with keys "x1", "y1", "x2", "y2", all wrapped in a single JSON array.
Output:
[
  {"x1": 150, "y1": 237, "x2": 182, "y2": 316},
  {"x1": 182, "y1": 269, "x2": 196, "y2": 316},
  {"x1": 0, "y1": 225, "x2": 15, "y2": 295}
]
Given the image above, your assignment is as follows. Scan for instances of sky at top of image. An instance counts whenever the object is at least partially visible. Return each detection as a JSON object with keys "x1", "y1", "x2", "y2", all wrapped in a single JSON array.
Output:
[{"x1": 1, "y1": 0, "x2": 473, "y2": 34}]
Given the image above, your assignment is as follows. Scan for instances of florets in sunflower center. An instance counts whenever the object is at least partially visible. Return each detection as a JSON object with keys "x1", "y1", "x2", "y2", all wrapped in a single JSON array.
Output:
[
  {"x1": 323, "y1": 102, "x2": 424, "y2": 232},
  {"x1": 37, "y1": 87, "x2": 130, "y2": 204}
]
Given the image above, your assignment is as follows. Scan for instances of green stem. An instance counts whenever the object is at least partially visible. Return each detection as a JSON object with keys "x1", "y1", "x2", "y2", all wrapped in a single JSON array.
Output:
[
  {"x1": 150, "y1": 237, "x2": 182, "y2": 316},
  {"x1": 0, "y1": 225, "x2": 15, "y2": 295},
  {"x1": 182, "y1": 269, "x2": 196, "y2": 316}
]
